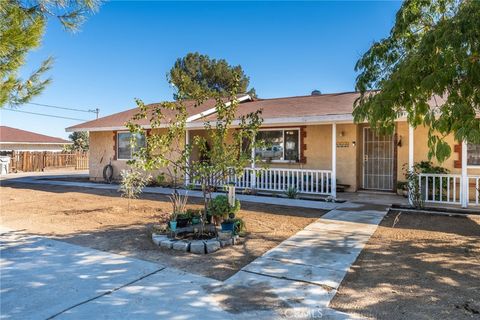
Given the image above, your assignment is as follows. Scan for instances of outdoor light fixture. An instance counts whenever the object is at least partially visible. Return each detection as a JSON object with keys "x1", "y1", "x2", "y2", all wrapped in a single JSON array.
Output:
[
  {"x1": 352, "y1": 141, "x2": 356, "y2": 147},
  {"x1": 397, "y1": 136, "x2": 403, "y2": 147}
]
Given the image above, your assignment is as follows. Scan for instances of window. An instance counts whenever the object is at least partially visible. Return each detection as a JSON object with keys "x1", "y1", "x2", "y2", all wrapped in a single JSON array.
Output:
[
  {"x1": 255, "y1": 129, "x2": 300, "y2": 162},
  {"x1": 467, "y1": 143, "x2": 480, "y2": 166},
  {"x1": 117, "y1": 132, "x2": 146, "y2": 160}
]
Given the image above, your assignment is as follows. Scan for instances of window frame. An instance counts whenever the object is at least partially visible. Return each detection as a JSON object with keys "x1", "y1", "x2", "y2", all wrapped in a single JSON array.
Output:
[
  {"x1": 467, "y1": 143, "x2": 480, "y2": 168},
  {"x1": 255, "y1": 127, "x2": 301, "y2": 163},
  {"x1": 116, "y1": 131, "x2": 146, "y2": 161}
]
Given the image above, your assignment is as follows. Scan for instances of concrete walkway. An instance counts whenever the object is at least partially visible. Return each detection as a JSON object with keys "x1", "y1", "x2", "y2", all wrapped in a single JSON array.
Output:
[{"x1": 224, "y1": 204, "x2": 387, "y2": 319}]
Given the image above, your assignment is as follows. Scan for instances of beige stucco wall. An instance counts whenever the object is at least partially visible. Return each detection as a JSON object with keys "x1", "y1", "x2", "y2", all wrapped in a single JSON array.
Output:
[
  {"x1": 89, "y1": 129, "x2": 184, "y2": 182},
  {"x1": 89, "y1": 123, "x2": 478, "y2": 190},
  {"x1": 241, "y1": 124, "x2": 358, "y2": 191},
  {"x1": 396, "y1": 122, "x2": 480, "y2": 182},
  {"x1": 89, "y1": 131, "x2": 122, "y2": 181}
]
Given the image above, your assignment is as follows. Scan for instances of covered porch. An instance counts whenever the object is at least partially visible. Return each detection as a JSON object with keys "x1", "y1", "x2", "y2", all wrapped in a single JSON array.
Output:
[
  {"x1": 185, "y1": 122, "x2": 341, "y2": 198},
  {"x1": 185, "y1": 122, "x2": 479, "y2": 208}
]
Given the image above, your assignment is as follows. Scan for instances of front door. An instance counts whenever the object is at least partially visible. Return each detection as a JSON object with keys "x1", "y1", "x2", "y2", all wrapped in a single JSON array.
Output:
[{"x1": 363, "y1": 127, "x2": 394, "y2": 190}]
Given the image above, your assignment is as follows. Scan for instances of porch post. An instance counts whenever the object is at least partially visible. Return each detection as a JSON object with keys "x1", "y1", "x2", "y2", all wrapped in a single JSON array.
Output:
[
  {"x1": 408, "y1": 124, "x2": 414, "y2": 205},
  {"x1": 331, "y1": 123, "x2": 337, "y2": 199},
  {"x1": 250, "y1": 138, "x2": 256, "y2": 189},
  {"x1": 461, "y1": 140, "x2": 468, "y2": 208},
  {"x1": 185, "y1": 129, "x2": 190, "y2": 186}
]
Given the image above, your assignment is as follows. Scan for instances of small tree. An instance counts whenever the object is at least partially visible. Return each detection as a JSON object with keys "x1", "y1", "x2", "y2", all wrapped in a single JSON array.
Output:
[
  {"x1": 119, "y1": 169, "x2": 147, "y2": 214},
  {"x1": 127, "y1": 75, "x2": 263, "y2": 230}
]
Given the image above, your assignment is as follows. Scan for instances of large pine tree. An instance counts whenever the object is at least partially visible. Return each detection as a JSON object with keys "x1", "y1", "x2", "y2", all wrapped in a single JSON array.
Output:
[
  {"x1": 168, "y1": 52, "x2": 256, "y2": 100},
  {"x1": 0, "y1": 0, "x2": 100, "y2": 107}
]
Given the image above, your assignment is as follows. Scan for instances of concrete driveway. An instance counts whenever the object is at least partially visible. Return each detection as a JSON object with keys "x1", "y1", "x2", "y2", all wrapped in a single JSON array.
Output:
[{"x1": 0, "y1": 228, "x2": 232, "y2": 320}]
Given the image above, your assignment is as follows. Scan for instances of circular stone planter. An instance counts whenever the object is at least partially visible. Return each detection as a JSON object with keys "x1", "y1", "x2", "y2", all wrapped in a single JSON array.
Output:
[{"x1": 151, "y1": 231, "x2": 239, "y2": 255}]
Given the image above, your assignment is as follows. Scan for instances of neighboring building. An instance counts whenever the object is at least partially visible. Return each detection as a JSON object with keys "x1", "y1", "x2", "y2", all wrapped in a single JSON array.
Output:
[
  {"x1": 66, "y1": 92, "x2": 480, "y2": 207},
  {"x1": 0, "y1": 126, "x2": 72, "y2": 152}
]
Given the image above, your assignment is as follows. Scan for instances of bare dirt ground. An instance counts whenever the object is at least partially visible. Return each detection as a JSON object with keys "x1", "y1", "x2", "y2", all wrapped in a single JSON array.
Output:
[
  {"x1": 0, "y1": 182, "x2": 325, "y2": 280},
  {"x1": 330, "y1": 211, "x2": 480, "y2": 320}
]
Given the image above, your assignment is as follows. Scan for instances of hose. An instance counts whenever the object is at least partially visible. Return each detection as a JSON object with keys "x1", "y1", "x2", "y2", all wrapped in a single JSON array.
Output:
[{"x1": 103, "y1": 163, "x2": 114, "y2": 183}]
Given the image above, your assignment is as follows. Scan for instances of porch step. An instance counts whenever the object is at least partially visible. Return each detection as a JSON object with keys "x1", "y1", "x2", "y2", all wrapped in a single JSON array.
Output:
[{"x1": 357, "y1": 189, "x2": 396, "y2": 195}]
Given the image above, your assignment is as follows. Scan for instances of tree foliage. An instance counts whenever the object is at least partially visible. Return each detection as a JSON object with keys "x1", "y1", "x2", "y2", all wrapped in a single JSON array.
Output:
[
  {"x1": 168, "y1": 52, "x2": 256, "y2": 100},
  {"x1": 354, "y1": 0, "x2": 480, "y2": 162},
  {"x1": 65, "y1": 131, "x2": 89, "y2": 152},
  {"x1": 0, "y1": 0, "x2": 100, "y2": 107},
  {"x1": 127, "y1": 72, "x2": 263, "y2": 226}
]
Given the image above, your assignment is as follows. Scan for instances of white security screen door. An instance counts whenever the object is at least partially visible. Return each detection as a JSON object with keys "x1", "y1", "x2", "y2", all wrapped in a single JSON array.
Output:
[{"x1": 363, "y1": 127, "x2": 394, "y2": 190}]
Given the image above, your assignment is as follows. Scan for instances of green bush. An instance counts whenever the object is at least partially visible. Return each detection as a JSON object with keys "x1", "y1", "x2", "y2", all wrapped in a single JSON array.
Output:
[
  {"x1": 396, "y1": 181, "x2": 408, "y2": 190},
  {"x1": 208, "y1": 195, "x2": 240, "y2": 219},
  {"x1": 285, "y1": 187, "x2": 298, "y2": 199},
  {"x1": 412, "y1": 161, "x2": 449, "y2": 174}
]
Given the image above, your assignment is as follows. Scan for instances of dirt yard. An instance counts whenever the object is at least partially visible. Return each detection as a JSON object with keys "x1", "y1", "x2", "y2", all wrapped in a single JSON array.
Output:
[
  {"x1": 0, "y1": 182, "x2": 325, "y2": 280},
  {"x1": 330, "y1": 211, "x2": 480, "y2": 320}
]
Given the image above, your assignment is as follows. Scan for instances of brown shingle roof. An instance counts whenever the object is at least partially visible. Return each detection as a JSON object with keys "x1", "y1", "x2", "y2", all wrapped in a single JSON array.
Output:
[
  {"x1": 66, "y1": 92, "x2": 361, "y2": 132},
  {"x1": 66, "y1": 97, "x2": 245, "y2": 132},
  {"x1": 195, "y1": 92, "x2": 360, "y2": 122},
  {"x1": 0, "y1": 126, "x2": 71, "y2": 144}
]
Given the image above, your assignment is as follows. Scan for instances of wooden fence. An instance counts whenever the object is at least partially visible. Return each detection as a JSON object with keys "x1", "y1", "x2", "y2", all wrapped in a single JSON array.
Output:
[{"x1": 5, "y1": 151, "x2": 89, "y2": 172}]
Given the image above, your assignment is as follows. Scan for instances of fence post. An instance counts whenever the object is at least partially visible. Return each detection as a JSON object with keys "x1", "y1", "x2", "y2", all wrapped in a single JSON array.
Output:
[
  {"x1": 331, "y1": 123, "x2": 337, "y2": 199},
  {"x1": 250, "y1": 138, "x2": 256, "y2": 190},
  {"x1": 461, "y1": 140, "x2": 468, "y2": 208},
  {"x1": 408, "y1": 124, "x2": 414, "y2": 206}
]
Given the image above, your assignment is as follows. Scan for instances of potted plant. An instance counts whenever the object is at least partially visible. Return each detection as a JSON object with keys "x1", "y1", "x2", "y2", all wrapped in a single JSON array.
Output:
[
  {"x1": 208, "y1": 195, "x2": 241, "y2": 227},
  {"x1": 221, "y1": 212, "x2": 236, "y2": 232},
  {"x1": 176, "y1": 212, "x2": 190, "y2": 228},
  {"x1": 168, "y1": 191, "x2": 188, "y2": 231},
  {"x1": 169, "y1": 212, "x2": 177, "y2": 231},
  {"x1": 187, "y1": 209, "x2": 202, "y2": 225},
  {"x1": 396, "y1": 181, "x2": 408, "y2": 197},
  {"x1": 221, "y1": 213, "x2": 247, "y2": 235}
]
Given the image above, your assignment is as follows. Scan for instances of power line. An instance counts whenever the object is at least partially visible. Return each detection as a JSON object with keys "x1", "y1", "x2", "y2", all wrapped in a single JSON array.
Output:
[
  {"x1": 25, "y1": 102, "x2": 96, "y2": 113},
  {"x1": 2, "y1": 108, "x2": 90, "y2": 121},
  {"x1": 24, "y1": 102, "x2": 100, "y2": 119}
]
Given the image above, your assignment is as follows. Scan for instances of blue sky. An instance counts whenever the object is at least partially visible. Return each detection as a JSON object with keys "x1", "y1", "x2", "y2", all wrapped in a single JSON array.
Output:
[{"x1": 1, "y1": 1, "x2": 402, "y2": 139}]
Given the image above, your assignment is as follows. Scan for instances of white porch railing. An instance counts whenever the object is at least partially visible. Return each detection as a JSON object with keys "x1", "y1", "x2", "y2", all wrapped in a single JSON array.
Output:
[
  {"x1": 468, "y1": 175, "x2": 480, "y2": 206},
  {"x1": 190, "y1": 167, "x2": 333, "y2": 195},
  {"x1": 419, "y1": 173, "x2": 480, "y2": 206}
]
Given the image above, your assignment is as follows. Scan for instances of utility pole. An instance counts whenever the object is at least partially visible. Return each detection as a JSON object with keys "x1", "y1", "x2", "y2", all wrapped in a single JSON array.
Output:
[{"x1": 89, "y1": 108, "x2": 100, "y2": 119}]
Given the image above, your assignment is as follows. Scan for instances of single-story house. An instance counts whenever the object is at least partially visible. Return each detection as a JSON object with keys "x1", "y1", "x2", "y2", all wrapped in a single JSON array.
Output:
[
  {"x1": 0, "y1": 126, "x2": 72, "y2": 152},
  {"x1": 66, "y1": 91, "x2": 480, "y2": 207}
]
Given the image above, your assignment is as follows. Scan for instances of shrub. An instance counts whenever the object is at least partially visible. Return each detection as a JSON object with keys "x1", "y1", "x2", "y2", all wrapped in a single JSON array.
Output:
[
  {"x1": 208, "y1": 195, "x2": 240, "y2": 221},
  {"x1": 396, "y1": 181, "x2": 408, "y2": 190},
  {"x1": 285, "y1": 187, "x2": 298, "y2": 199},
  {"x1": 119, "y1": 169, "x2": 147, "y2": 213}
]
